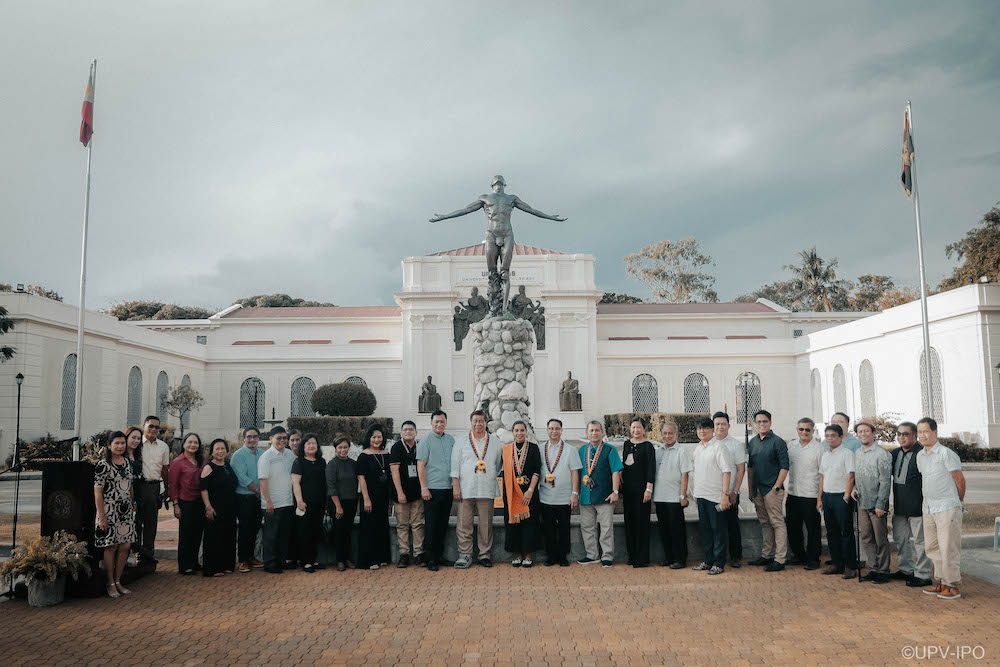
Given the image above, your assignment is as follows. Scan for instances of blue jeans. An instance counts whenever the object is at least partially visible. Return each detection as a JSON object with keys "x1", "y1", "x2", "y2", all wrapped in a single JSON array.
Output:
[{"x1": 696, "y1": 497, "x2": 728, "y2": 568}]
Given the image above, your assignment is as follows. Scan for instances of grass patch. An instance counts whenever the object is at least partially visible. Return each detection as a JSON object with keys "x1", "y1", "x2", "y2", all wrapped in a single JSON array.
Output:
[{"x1": 963, "y1": 503, "x2": 1000, "y2": 534}]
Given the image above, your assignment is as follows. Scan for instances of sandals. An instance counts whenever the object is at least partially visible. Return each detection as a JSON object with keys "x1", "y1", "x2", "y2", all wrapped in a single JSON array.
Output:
[
  {"x1": 106, "y1": 584, "x2": 120, "y2": 599},
  {"x1": 511, "y1": 559, "x2": 522, "y2": 567},
  {"x1": 522, "y1": 559, "x2": 533, "y2": 568},
  {"x1": 115, "y1": 581, "x2": 131, "y2": 595}
]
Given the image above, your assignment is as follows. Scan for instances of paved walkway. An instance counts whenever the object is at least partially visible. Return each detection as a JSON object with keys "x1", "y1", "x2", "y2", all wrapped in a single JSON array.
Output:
[{"x1": 4, "y1": 559, "x2": 1000, "y2": 666}]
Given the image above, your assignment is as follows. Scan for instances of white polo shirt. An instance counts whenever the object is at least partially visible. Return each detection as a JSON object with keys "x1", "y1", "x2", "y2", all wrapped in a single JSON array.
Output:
[
  {"x1": 714, "y1": 435, "x2": 747, "y2": 493},
  {"x1": 140, "y1": 438, "x2": 171, "y2": 481},
  {"x1": 819, "y1": 445, "x2": 855, "y2": 494},
  {"x1": 537, "y1": 440, "x2": 583, "y2": 506},
  {"x1": 450, "y1": 432, "x2": 502, "y2": 500},
  {"x1": 786, "y1": 438, "x2": 824, "y2": 498},
  {"x1": 916, "y1": 443, "x2": 962, "y2": 514},
  {"x1": 692, "y1": 439, "x2": 735, "y2": 502},
  {"x1": 653, "y1": 443, "x2": 694, "y2": 503}
]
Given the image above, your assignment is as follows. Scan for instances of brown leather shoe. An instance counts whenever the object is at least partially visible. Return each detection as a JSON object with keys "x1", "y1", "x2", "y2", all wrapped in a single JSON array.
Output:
[
  {"x1": 238, "y1": 562, "x2": 251, "y2": 573},
  {"x1": 923, "y1": 582, "x2": 944, "y2": 596},
  {"x1": 249, "y1": 559, "x2": 265, "y2": 569},
  {"x1": 937, "y1": 586, "x2": 962, "y2": 600}
]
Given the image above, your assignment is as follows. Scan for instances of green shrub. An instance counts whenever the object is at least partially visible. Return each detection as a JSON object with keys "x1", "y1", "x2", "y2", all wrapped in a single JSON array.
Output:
[
  {"x1": 14, "y1": 433, "x2": 72, "y2": 469},
  {"x1": 311, "y1": 382, "x2": 377, "y2": 417},
  {"x1": 604, "y1": 413, "x2": 709, "y2": 443},
  {"x1": 939, "y1": 437, "x2": 1000, "y2": 462},
  {"x1": 287, "y1": 416, "x2": 395, "y2": 446}
]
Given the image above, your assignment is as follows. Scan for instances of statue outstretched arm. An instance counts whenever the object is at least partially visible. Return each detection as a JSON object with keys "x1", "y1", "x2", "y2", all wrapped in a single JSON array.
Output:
[
  {"x1": 429, "y1": 199, "x2": 484, "y2": 223},
  {"x1": 513, "y1": 196, "x2": 566, "y2": 222}
]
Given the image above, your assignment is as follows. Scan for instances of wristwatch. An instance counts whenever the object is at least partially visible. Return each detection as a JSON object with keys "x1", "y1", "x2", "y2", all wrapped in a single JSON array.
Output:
[
  {"x1": 679, "y1": 495, "x2": 686, "y2": 501},
  {"x1": 571, "y1": 491, "x2": 579, "y2": 496}
]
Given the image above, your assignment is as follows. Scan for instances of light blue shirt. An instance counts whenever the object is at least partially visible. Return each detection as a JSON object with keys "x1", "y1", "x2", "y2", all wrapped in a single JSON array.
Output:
[
  {"x1": 230, "y1": 445, "x2": 261, "y2": 496},
  {"x1": 258, "y1": 445, "x2": 296, "y2": 509},
  {"x1": 538, "y1": 441, "x2": 583, "y2": 506},
  {"x1": 416, "y1": 431, "x2": 455, "y2": 490},
  {"x1": 842, "y1": 435, "x2": 863, "y2": 453}
]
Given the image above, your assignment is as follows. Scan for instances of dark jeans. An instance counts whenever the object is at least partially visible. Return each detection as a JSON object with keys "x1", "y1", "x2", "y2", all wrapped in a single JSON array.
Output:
[
  {"x1": 696, "y1": 497, "x2": 728, "y2": 568},
  {"x1": 622, "y1": 492, "x2": 651, "y2": 566},
  {"x1": 177, "y1": 498, "x2": 204, "y2": 573},
  {"x1": 329, "y1": 498, "x2": 357, "y2": 564},
  {"x1": 725, "y1": 493, "x2": 742, "y2": 561},
  {"x1": 424, "y1": 489, "x2": 454, "y2": 565},
  {"x1": 822, "y1": 492, "x2": 857, "y2": 570},
  {"x1": 235, "y1": 494, "x2": 262, "y2": 563},
  {"x1": 296, "y1": 500, "x2": 325, "y2": 565},
  {"x1": 786, "y1": 494, "x2": 821, "y2": 563},
  {"x1": 540, "y1": 503, "x2": 571, "y2": 562},
  {"x1": 135, "y1": 481, "x2": 162, "y2": 563},
  {"x1": 261, "y1": 505, "x2": 293, "y2": 569},
  {"x1": 654, "y1": 502, "x2": 687, "y2": 565}
]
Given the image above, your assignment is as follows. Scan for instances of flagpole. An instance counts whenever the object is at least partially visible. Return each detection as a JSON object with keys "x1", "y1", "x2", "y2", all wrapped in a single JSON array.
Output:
[
  {"x1": 72, "y1": 59, "x2": 96, "y2": 461},
  {"x1": 907, "y1": 101, "x2": 934, "y2": 419}
]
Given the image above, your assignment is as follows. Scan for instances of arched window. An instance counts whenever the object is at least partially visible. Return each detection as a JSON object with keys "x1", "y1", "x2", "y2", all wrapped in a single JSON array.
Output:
[
  {"x1": 735, "y1": 372, "x2": 761, "y2": 424},
  {"x1": 345, "y1": 376, "x2": 367, "y2": 387},
  {"x1": 683, "y1": 373, "x2": 710, "y2": 413},
  {"x1": 156, "y1": 371, "x2": 169, "y2": 421},
  {"x1": 920, "y1": 348, "x2": 944, "y2": 422},
  {"x1": 61, "y1": 354, "x2": 77, "y2": 430},
  {"x1": 632, "y1": 374, "x2": 658, "y2": 413},
  {"x1": 833, "y1": 364, "x2": 848, "y2": 415},
  {"x1": 859, "y1": 360, "x2": 877, "y2": 418},
  {"x1": 810, "y1": 369, "x2": 823, "y2": 423},
  {"x1": 126, "y1": 366, "x2": 143, "y2": 426},
  {"x1": 180, "y1": 375, "x2": 192, "y2": 430},
  {"x1": 240, "y1": 377, "x2": 266, "y2": 431},
  {"x1": 291, "y1": 377, "x2": 317, "y2": 417}
]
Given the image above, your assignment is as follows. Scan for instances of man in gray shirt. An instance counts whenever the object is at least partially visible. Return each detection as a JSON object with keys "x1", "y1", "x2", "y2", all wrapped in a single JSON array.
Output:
[{"x1": 851, "y1": 420, "x2": 892, "y2": 583}]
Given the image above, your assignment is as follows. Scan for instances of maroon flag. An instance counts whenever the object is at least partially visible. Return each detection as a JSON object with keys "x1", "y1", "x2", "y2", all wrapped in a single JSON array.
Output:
[
  {"x1": 901, "y1": 107, "x2": 914, "y2": 198},
  {"x1": 80, "y1": 63, "x2": 95, "y2": 146}
]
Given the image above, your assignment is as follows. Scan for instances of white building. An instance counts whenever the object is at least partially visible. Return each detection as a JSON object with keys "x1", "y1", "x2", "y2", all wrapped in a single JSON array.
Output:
[{"x1": 2, "y1": 243, "x2": 998, "y2": 462}]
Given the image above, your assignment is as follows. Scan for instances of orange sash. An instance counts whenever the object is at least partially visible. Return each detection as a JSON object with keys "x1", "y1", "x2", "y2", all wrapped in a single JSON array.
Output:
[{"x1": 502, "y1": 443, "x2": 530, "y2": 524}]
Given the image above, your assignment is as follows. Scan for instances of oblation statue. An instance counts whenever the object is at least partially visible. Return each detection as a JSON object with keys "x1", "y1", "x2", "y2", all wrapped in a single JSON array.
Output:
[
  {"x1": 418, "y1": 375, "x2": 442, "y2": 413},
  {"x1": 430, "y1": 175, "x2": 566, "y2": 316},
  {"x1": 559, "y1": 371, "x2": 582, "y2": 411}
]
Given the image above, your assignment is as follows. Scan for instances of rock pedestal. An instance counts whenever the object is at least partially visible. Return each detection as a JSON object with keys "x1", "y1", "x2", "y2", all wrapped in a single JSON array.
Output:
[{"x1": 471, "y1": 316, "x2": 535, "y2": 444}]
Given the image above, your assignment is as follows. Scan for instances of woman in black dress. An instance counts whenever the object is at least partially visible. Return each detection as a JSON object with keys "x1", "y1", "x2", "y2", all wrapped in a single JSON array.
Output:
[
  {"x1": 356, "y1": 423, "x2": 392, "y2": 570},
  {"x1": 200, "y1": 438, "x2": 238, "y2": 576},
  {"x1": 622, "y1": 417, "x2": 657, "y2": 568},
  {"x1": 326, "y1": 436, "x2": 358, "y2": 571},
  {"x1": 501, "y1": 421, "x2": 542, "y2": 567},
  {"x1": 292, "y1": 433, "x2": 328, "y2": 572}
]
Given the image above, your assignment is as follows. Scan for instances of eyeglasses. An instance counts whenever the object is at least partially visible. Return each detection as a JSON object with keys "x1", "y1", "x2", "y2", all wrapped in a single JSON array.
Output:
[
  {"x1": 897, "y1": 432, "x2": 913, "y2": 438},
  {"x1": 146, "y1": 425, "x2": 160, "y2": 430},
  {"x1": 797, "y1": 427, "x2": 813, "y2": 433}
]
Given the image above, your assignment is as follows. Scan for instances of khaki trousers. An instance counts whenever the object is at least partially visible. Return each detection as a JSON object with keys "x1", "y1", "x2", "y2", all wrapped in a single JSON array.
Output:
[
  {"x1": 457, "y1": 498, "x2": 494, "y2": 558},
  {"x1": 858, "y1": 509, "x2": 890, "y2": 573},
  {"x1": 394, "y1": 499, "x2": 425, "y2": 556},
  {"x1": 924, "y1": 507, "x2": 962, "y2": 588},
  {"x1": 752, "y1": 490, "x2": 787, "y2": 563},
  {"x1": 580, "y1": 503, "x2": 614, "y2": 560}
]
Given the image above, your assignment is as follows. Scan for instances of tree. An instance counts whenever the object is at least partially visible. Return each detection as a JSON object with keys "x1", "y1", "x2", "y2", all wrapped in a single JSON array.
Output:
[
  {"x1": 237, "y1": 293, "x2": 336, "y2": 308},
  {"x1": 165, "y1": 384, "x2": 205, "y2": 439},
  {"x1": 153, "y1": 304, "x2": 213, "y2": 319},
  {"x1": 108, "y1": 301, "x2": 213, "y2": 320},
  {"x1": 848, "y1": 274, "x2": 919, "y2": 311},
  {"x1": 599, "y1": 292, "x2": 644, "y2": 304},
  {"x1": 785, "y1": 247, "x2": 852, "y2": 312},
  {"x1": 0, "y1": 283, "x2": 63, "y2": 301},
  {"x1": 939, "y1": 205, "x2": 1000, "y2": 291},
  {"x1": 734, "y1": 280, "x2": 801, "y2": 310},
  {"x1": 0, "y1": 305, "x2": 14, "y2": 361},
  {"x1": 312, "y1": 382, "x2": 377, "y2": 417},
  {"x1": 624, "y1": 238, "x2": 719, "y2": 303}
]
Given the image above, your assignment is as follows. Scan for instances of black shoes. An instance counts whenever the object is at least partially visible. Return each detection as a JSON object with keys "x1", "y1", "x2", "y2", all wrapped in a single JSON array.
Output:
[
  {"x1": 559, "y1": 559, "x2": 570, "y2": 567},
  {"x1": 889, "y1": 570, "x2": 910, "y2": 580},
  {"x1": 871, "y1": 572, "x2": 890, "y2": 584},
  {"x1": 861, "y1": 571, "x2": 878, "y2": 581},
  {"x1": 748, "y1": 557, "x2": 773, "y2": 567},
  {"x1": 907, "y1": 576, "x2": 933, "y2": 587},
  {"x1": 264, "y1": 566, "x2": 283, "y2": 574},
  {"x1": 669, "y1": 562, "x2": 685, "y2": 570},
  {"x1": 397, "y1": 554, "x2": 411, "y2": 568},
  {"x1": 764, "y1": 561, "x2": 785, "y2": 572},
  {"x1": 479, "y1": 558, "x2": 492, "y2": 568},
  {"x1": 427, "y1": 562, "x2": 440, "y2": 572}
]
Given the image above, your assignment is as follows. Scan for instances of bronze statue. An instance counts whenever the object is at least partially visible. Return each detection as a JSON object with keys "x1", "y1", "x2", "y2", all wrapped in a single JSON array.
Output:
[
  {"x1": 452, "y1": 305, "x2": 471, "y2": 350},
  {"x1": 509, "y1": 285, "x2": 533, "y2": 320},
  {"x1": 464, "y1": 286, "x2": 488, "y2": 323},
  {"x1": 527, "y1": 300, "x2": 546, "y2": 350},
  {"x1": 559, "y1": 371, "x2": 582, "y2": 411},
  {"x1": 430, "y1": 175, "x2": 566, "y2": 315},
  {"x1": 418, "y1": 375, "x2": 442, "y2": 413}
]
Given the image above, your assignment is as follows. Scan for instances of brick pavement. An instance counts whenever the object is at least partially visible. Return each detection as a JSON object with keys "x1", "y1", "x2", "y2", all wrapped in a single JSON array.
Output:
[{"x1": 2, "y1": 560, "x2": 999, "y2": 666}]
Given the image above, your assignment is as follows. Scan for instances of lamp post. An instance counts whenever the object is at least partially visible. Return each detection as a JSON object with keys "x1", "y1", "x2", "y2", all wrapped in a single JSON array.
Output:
[
  {"x1": 13, "y1": 372, "x2": 23, "y2": 469},
  {"x1": 3, "y1": 373, "x2": 24, "y2": 599}
]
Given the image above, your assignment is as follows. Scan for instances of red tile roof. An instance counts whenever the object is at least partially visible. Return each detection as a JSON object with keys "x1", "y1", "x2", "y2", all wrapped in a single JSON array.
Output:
[
  {"x1": 349, "y1": 339, "x2": 390, "y2": 344},
  {"x1": 232, "y1": 340, "x2": 274, "y2": 345},
  {"x1": 429, "y1": 243, "x2": 564, "y2": 257},
  {"x1": 597, "y1": 302, "x2": 777, "y2": 315},
  {"x1": 668, "y1": 336, "x2": 709, "y2": 340},
  {"x1": 223, "y1": 306, "x2": 401, "y2": 319},
  {"x1": 290, "y1": 340, "x2": 331, "y2": 345}
]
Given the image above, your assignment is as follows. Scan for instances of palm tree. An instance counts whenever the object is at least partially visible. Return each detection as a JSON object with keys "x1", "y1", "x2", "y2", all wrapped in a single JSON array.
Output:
[
  {"x1": 785, "y1": 247, "x2": 850, "y2": 312},
  {"x1": 0, "y1": 306, "x2": 14, "y2": 361}
]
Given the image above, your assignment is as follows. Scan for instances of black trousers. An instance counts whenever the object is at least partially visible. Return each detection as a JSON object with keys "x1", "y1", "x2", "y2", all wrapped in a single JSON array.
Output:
[
  {"x1": 423, "y1": 489, "x2": 454, "y2": 565},
  {"x1": 202, "y1": 508, "x2": 236, "y2": 575},
  {"x1": 135, "y1": 481, "x2": 162, "y2": 563},
  {"x1": 622, "y1": 492, "x2": 651, "y2": 566},
  {"x1": 235, "y1": 494, "x2": 262, "y2": 563},
  {"x1": 655, "y1": 502, "x2": 687, "y2": 565},
  {"x1": 822, "y1": 492, "x2": 856, "y2": 570},
  {"x1": 176, "y1": 499, "x2": 204, "y2": 573},
  {"x1": 696, "y1": 497, "x2": 728, "y2": 568},
  {"x1": 261, "y1": 506, "x2": 293, "y2": 569},
  {"x1": 725, "y1": 493, "x2": 743, "y2": 561},
  {"x1": 296, "y1": 500, "x2": 325, "y2": 565},
  {"x1": 540, "y1": 504, "x2": 571, "y2": 562},
  {"x1": 329, "y1": 498, "x2": 357, "y2": 564},
  {"x1": 786, "y1": 494, "x2": 821, "y2": 563}
]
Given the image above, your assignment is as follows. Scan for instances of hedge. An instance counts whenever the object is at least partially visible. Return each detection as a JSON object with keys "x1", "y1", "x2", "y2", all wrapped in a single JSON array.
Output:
[
  {"x1": 287, "y1": 416, "x2": 395, "y2": 446},
  {"x1": 939, "y1": 437, "x2": 1000, "y2": 462},
  {"x1": 312, "y1": 382, "x2": 377, "y2": 417},
  {"x1": 604, "y1": 413, "x2": 710, "y2": 443}
]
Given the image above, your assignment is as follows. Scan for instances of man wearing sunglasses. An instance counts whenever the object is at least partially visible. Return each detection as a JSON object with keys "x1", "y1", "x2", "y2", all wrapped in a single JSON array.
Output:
[
  {"x1": 785, "y1": 418, "x2": 824, "y2": 570},
  {"x1": 889, "y1": 422, "x2": 932, "y2": 588}
]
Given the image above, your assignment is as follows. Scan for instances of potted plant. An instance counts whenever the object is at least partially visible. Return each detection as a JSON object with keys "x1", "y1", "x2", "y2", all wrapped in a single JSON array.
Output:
[{"x1": 0, "y1": 530, "x2": 92, "y2": 607}]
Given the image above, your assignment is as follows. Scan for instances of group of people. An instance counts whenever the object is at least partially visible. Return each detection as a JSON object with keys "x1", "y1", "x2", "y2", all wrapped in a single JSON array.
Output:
[{"x1": 92, "y1": 408, "x2": 967, "y2": 601}]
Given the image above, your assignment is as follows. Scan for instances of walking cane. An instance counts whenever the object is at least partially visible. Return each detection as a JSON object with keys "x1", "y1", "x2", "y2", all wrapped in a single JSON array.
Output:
[{"x1": 853, "y1": 496, "x2": 862, "y2": 582}]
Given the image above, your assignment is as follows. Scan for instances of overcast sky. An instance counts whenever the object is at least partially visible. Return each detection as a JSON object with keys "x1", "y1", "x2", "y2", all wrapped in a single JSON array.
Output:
[{"x1": 2, "y1": 1, "x2": 998, "y2": 310}]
